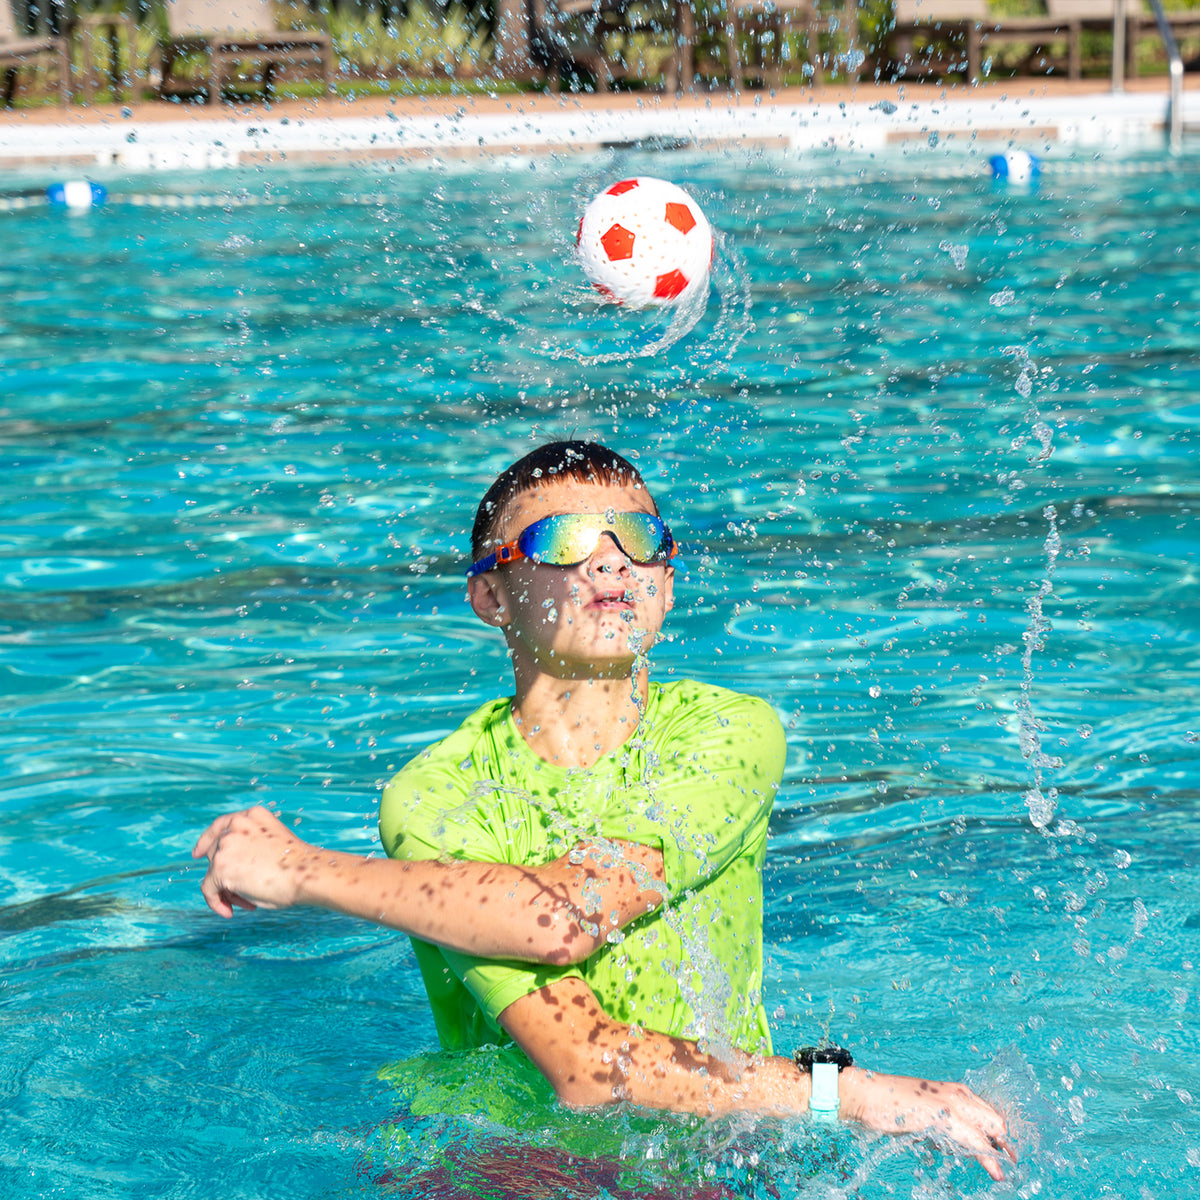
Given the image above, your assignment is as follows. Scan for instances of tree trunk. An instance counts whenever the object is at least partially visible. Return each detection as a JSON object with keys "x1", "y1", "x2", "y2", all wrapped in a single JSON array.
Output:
[{"x1": 493, "y1": 0, "x2": 534, "y2": 74}]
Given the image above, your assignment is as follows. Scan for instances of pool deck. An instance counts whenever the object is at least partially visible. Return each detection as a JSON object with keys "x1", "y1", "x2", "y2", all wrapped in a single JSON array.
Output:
[{"x1": 0, "y1": 75, "x2": 1195, "y2": 172}]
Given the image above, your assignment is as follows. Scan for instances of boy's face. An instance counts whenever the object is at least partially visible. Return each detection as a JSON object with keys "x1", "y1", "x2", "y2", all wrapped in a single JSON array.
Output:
[{"x1": 468, "y1": 477, "x2": 675, "y2": 679}]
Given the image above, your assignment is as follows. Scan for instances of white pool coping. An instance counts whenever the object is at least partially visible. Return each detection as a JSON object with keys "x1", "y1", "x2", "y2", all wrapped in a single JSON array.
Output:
[{"x1": 0, "y1": 81, "x2": 1194, "y2": 173}]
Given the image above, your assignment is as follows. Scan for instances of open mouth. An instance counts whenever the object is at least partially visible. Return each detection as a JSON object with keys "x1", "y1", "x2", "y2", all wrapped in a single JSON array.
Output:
[{"x1": 589, "y1": 589, "x2": 635, "y2": 610}]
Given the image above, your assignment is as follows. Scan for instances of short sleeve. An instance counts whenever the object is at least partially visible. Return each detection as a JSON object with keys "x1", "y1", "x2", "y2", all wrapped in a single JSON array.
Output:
[
  {"x1": 437, "y1": 948, "x2": 574, "y2": 1031},
  {"x1": 380, "y1": 743, "x2": 584, "y2": 1039}
]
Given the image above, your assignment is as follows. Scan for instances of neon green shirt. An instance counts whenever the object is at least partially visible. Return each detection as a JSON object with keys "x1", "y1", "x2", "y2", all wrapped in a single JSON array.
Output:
[{"x1": 379, "y1": 679, "x2": 786, "y2": 1057}]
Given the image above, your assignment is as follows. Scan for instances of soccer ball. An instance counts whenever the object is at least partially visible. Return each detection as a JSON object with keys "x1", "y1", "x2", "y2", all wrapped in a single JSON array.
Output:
[{"x1": 576, "y1": 177, "x2": 713, "y2": 308}]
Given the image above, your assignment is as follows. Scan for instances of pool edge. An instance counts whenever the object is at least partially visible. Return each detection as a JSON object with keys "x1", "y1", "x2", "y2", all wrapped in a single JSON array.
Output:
[{"x1": 0, "y1": 78, "x2": 1195, "y2": 171}]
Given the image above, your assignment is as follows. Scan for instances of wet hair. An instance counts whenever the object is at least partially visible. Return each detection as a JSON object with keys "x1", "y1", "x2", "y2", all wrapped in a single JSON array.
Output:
[{"x1": 471, "y1": 441, "x2": 657, "y2": 560}]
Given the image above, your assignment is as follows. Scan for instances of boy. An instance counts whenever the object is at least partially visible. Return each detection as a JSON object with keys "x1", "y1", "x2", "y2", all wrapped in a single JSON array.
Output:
[{"x1": 195, "y1": 441, "x2": 1014, "y2": 1181}]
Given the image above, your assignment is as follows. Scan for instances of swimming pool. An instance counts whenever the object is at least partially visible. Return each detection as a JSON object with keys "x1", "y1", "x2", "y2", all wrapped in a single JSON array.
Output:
[{"x1": 1, "y1": 144, "x2": 1197, "y2": 1198}]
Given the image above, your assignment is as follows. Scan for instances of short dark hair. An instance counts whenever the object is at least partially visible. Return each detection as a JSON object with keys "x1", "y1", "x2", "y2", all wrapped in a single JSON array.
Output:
[{"x1": 471, "y1": 441, "x2": 656, "y2": 560}]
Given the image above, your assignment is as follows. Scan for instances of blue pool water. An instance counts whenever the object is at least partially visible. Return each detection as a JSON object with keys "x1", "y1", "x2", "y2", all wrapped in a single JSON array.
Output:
[{"x1": 1, "y1": 144, "x2": 1198, "y2": 1198}]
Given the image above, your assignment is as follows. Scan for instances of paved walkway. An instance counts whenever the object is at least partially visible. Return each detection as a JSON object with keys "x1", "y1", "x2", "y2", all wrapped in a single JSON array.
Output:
[{"x1": 0, "y1": 76, "x2": 1193, "y2": 170}]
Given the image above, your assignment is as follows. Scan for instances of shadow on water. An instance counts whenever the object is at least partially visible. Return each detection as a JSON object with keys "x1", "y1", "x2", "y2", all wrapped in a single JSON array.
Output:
[
  {"x1": 0, "y1": 890, "x2": 131, "y2": 934},
  {"x1": 0, "y1": 865, "x2": 192, "y2": 936}
]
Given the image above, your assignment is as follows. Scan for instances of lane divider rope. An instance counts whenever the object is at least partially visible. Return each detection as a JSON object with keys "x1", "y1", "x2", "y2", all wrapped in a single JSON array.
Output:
[{"x1": 0, "y1": 156, "x2": 1188, "y2": 214}]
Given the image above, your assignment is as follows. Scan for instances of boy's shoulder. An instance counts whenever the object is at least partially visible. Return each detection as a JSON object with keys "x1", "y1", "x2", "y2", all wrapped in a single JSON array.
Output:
[
  {"x1": 380, "y1": 698, "x2": 522, "y2": 857},
  {"x1": 393, "y1": 697, "x2": 515, "y2": 778}
]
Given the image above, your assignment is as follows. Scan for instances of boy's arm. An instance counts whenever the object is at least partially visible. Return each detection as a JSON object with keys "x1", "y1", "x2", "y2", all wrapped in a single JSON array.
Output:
[
  {"x1": 499, "y1": 975, "x2": 1016, "y2": 1184},
  {"x1": 193, "y1": 806, "x2": 664, "y2": 964}
]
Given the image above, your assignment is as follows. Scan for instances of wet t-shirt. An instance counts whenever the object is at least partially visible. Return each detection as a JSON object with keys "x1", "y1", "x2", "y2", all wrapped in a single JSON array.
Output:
[{"x1": 378, "y1": 679, "x2": 787, "y2": 1056}]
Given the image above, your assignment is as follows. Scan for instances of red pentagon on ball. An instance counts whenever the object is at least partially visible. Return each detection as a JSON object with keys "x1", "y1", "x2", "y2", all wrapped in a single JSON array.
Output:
[
  {"x1": 600, "y1": 223, "x2": 636, "y2": 261},
  {"x1": 653, "y1": 269, "x2": 689, "y2": 299},
  {"x1": 607, "y1": 179, "x2": 640, "y2": 196},
  {"x1": 663, "y1": 202, "x2": 696, "y2": 235}
]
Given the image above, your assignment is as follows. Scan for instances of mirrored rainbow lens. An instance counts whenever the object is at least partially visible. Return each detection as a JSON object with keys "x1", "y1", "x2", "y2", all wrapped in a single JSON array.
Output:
[{"x1": 521, "y1": 513, "x2": 671, "y2": 566}]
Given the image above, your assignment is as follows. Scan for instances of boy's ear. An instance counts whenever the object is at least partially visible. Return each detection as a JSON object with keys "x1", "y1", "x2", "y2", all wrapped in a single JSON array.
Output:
[{"x1": 468, "y1": 573, "x2": 509, "y2": 628}]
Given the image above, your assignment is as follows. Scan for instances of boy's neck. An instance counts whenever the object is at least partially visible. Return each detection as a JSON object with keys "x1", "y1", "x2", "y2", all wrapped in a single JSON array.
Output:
[{"x1": 510, "y1": 668, "x2": 650, "y2": 769}]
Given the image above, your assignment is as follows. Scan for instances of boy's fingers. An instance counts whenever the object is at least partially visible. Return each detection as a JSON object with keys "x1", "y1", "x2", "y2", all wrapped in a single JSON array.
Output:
[
  {"x1": 996, "y1": 1131, "x2": 1018, "y2": 1162},
  {"x1": 199, "y1": 870, "x2": 233, "y2": 918},
  {"x1": 192, "y1": 806, "x2": 281, "y2": 861},
  {"x1": 958, "y1": 1111, "x2": 1015, "y2": 1182},
  {"x1": 195, "y1": 807, "x2": 301, "y2": 918},
  {"x1": 194, "y1": 810, "x2": 261, "y2": 915},
  {"x1": 981, "y1": 1132, "x2": 1017, "y2": 1180},
  {"x1": 192, "y1": 814, "x2": 230, "y2": 859},
  {"x1": 915, "y1": 1084, "x2": 1013, "y2": 1183},
  {"x1": 199, "y1": 870, "x2": 259, "y2": 919},
  {"x1": 978, "y1": 1153, "x2": 1004, "y2": 1182}
]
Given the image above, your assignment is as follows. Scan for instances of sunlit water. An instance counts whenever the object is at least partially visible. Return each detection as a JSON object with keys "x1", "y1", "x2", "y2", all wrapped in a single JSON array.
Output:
[{"x1": 1, "y1": 144, "x2": 1198, "y2": 1199}]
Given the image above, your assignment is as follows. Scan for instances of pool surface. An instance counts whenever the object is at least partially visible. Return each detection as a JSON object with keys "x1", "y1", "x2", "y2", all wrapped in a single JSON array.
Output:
[{"x1": 1, "y1": 144, "x2": 1198, "y2": 1197}]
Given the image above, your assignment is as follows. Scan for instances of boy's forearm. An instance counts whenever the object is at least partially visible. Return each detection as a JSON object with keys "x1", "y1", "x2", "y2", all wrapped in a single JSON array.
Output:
[
  {"x1": 295, "y1": 851, "x2": 572, "y2": 957},
  {"x1": 500, "y1": 977, "x2": 1015, "y2": 1182},
  {"x1": 193, "y1": 807, "x2": 664, "y2": 963},
  {"x1": 502, "y1": 975, "x2": 803, "y2": 1115},
  {"x1": 298, "y1": 846, "x2": 663, "y2": 962}
]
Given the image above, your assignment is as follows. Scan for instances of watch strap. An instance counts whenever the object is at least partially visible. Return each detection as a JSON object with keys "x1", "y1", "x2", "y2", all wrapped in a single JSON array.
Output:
[{"x1": 809, "y1": 1060, "x2": 841, "y2": 1123}]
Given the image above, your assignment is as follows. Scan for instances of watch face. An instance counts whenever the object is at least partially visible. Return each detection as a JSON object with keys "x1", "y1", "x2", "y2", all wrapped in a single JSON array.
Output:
[{"x1": 796, "y1": 1045, "x2": 854, "y2": 1071}]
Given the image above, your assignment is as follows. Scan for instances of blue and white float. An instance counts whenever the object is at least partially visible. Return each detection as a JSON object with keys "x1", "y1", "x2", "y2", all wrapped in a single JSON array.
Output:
[
  {"x1": 45, "y1": 181, "x2": 108, "y2": 210},
  {"x1": 989, "y1": 151, "x2": 1041, "y2": 188}
]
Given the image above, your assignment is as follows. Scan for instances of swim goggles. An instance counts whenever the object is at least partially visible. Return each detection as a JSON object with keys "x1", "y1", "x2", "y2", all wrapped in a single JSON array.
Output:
[{"x1": 466, "y1": 512, "x2": 678, "y2": 578}]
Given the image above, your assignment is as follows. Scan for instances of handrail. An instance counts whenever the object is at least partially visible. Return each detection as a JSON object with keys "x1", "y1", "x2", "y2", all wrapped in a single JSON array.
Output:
[{"x1": 1145, "y1": 0, "x2": 1184, "y2": 153}]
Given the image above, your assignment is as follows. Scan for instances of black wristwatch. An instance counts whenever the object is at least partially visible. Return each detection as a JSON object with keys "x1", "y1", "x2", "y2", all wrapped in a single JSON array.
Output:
[
  {"x1": 794, "y1": 1044, "x2": 854, "y2": 1072},
  {"x1": 794, "y1": 1044, "x2": 853, "y2": 1123}
]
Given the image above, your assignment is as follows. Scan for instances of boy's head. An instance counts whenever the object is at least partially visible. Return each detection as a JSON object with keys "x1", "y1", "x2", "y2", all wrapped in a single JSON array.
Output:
[
  {"x1": 466, "y1": 441, "x2": 675, "y2": 680},
  {"x1": 470, "y1": 441, "x2": 657, "y2": 563}
]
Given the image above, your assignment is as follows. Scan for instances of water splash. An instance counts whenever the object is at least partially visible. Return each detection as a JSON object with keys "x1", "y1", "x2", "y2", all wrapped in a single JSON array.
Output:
[
  {"x1": 556, "y1": 225, "x2": 753, "y2": 367},
  {"x1": 1003, "y1": 343, "x2": 1037, "y2": 400},
  {"x1": 938, "y1": 239, "x2": 968, "y2": 270},
  {"x1": 1018, "y1": 505, "x2": 1063, "y2": 830}
]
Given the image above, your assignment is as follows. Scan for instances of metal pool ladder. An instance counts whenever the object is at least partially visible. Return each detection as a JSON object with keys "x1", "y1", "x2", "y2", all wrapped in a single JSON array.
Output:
[{"x1": 1148, "y1": 0, "x2": 1184, "y2": 154}]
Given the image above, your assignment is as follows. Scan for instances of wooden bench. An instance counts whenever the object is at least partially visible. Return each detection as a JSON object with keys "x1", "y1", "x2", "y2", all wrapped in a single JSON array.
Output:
[{"x1": 158, "y1": 0, "x2": 331, "y2": 103}]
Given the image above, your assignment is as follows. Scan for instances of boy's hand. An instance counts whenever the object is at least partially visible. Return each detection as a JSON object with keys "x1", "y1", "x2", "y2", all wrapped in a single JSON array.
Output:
[
  {"x1": 839, "y1": 1067, "x2": 1016, "y2": 1182},
  {"x1": 192, "y1": 806, "x2": 313, "y2": 918}
]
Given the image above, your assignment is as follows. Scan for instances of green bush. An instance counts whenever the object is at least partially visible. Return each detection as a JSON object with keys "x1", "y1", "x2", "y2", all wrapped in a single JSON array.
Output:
[{"x1": 325, "y1": 2, "x2": 493, "y2": 75}]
